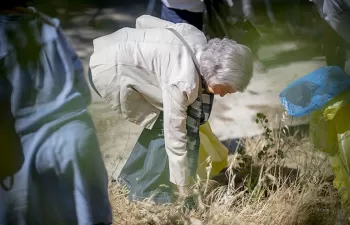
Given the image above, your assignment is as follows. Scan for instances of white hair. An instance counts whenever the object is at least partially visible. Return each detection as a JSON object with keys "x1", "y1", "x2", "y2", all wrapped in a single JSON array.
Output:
[{"x1": 200, "y1": 38, "x2": 253, "y2": 92}]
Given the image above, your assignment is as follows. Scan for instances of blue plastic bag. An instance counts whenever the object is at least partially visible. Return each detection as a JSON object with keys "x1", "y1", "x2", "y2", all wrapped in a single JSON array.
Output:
[{"x1": 279, "y1": 66, "x2": 350, "y2": 117}]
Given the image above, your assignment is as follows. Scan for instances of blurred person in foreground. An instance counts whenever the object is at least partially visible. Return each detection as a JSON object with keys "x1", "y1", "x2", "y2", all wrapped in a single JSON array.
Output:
[
  {"x1": 89, "y1": 15, "x2": 253, "y2": 205},
  {"x1": 0, "y1": 2, "x2": 112, "y2": 224}
]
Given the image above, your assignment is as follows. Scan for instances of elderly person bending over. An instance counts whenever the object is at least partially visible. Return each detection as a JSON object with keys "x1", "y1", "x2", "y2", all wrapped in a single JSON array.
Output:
[{"x1": 89, "y1": 15, "x2": 253, "y2": 204}]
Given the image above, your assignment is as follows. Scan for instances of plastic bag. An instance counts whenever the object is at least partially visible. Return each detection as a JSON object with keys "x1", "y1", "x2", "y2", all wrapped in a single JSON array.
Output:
[
  {"x1": 197, "y1": 122, "x2": 228, "y2": 179},
  {"x1": 327, "y1": 109, "x2": 350, "y2": 219},
  {"x1": 310, "y1": 110, "x2": 338, "y2": 155},
  {"x1": 310, "y1": 91, "x2": 350, "y2": 219},
  {"x1": 280, "y1": 66, "x2": 350, "y2": 117},
  {"x1": 310, "y1": 91, "x2": 350, "y2": 155}
]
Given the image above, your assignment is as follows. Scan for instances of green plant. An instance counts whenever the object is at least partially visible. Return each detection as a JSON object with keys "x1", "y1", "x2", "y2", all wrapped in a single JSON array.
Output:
[{"x1": 255, "y1": 112, "x2": 284, "y2": 162}]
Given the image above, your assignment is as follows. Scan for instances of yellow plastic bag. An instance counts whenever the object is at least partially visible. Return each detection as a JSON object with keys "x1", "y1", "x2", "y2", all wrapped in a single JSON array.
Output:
[
  {"x1": 310, "y1": 91, "x2": 350, "y2": 155},
  {"x1": 197, "y1": 122, "x2": 229, "y2": 179},
  {"x1": 310, "y1": 109, "x2": 338, "y2": 155},
  {"x1": 311, "y1": 91, "x2": 350, "y2": 219}
]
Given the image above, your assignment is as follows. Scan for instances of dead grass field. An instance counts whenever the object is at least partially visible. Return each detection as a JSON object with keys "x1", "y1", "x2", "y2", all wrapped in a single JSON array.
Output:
[{"x1": 96, "y1": 112, "x2": 348, "y2": 225}]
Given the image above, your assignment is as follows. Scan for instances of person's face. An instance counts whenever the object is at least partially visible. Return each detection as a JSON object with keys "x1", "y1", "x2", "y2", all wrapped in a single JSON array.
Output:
[{"x1": 207, "y1": 84, "x2": 237, "y2": 97}]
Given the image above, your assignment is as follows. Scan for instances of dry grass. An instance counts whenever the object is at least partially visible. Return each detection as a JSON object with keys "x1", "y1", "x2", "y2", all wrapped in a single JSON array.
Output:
[{"x1": 107, "y1": 114, "x2": 348, "y2": 225}]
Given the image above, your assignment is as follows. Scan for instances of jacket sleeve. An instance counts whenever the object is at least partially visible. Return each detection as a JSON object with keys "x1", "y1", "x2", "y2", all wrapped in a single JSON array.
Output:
[
  {"x1": 135, "y1": 15, "x2": 174, "y2": 29},
  {"x1": 162, "y1": 83, "x2": 193, "y2": 187}
]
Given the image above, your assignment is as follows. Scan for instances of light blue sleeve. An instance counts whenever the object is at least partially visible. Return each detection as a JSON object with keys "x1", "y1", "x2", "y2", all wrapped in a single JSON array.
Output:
[{"x1": 57, "y1": 28, "x2": 92, "y2": 105}]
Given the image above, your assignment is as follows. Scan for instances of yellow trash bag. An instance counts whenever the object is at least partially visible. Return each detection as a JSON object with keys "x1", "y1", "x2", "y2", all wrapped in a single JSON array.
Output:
[
  {"x1": 310, "y1": 91, "x2": 350, "y2": 219},
  {"x1": 197, "y1": 122, "x2": 229, "y2": 179}
]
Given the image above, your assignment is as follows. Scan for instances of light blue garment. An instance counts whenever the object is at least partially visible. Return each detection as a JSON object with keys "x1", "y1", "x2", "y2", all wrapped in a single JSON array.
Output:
[{"x1": 0, "y1": 11, "x2": 112, "y2": 225}]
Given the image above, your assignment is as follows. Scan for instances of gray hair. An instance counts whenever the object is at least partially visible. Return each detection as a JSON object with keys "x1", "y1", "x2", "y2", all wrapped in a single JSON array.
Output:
[{"x1": 200, "y1": 38, "x2": 253, "y2": 92}]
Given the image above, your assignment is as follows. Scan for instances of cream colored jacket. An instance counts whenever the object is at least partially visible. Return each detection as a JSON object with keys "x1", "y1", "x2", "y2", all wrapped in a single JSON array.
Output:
[{"x1": 89, "y1": 15, "x2": 207, "y2": 186}]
